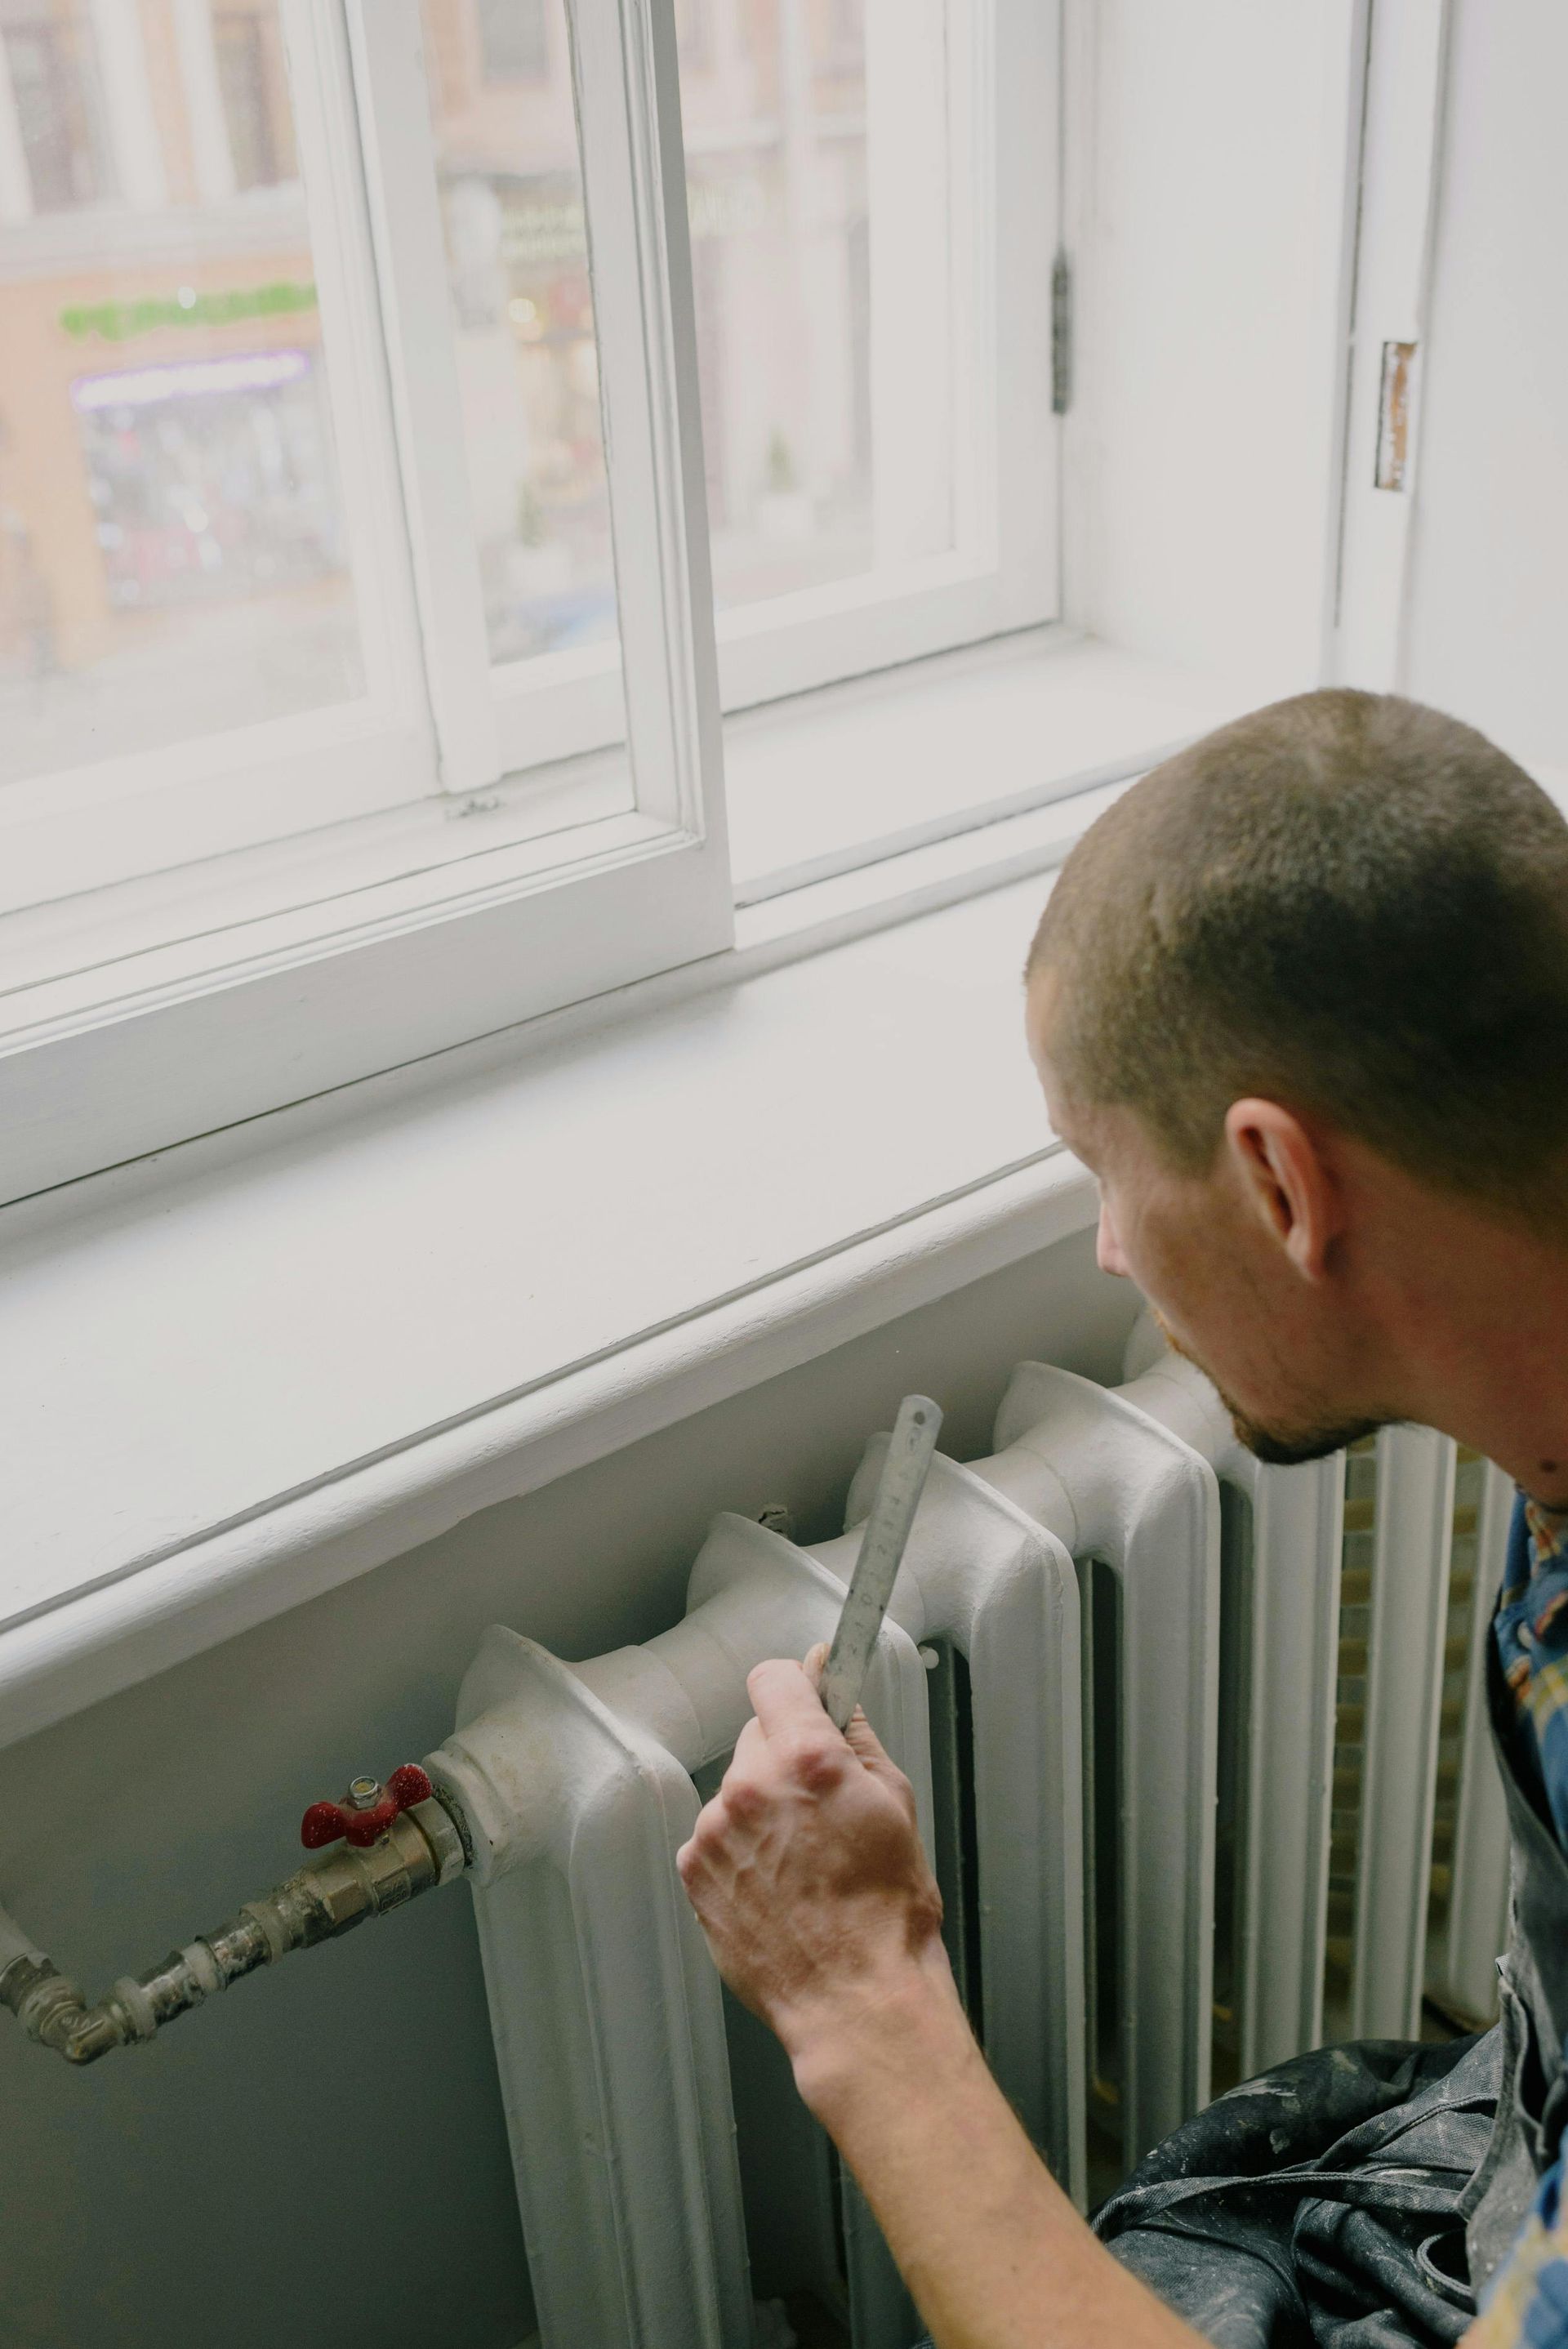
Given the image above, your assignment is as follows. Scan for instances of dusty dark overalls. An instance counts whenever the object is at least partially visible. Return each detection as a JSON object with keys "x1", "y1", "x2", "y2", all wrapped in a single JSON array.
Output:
[{"x1": 1088, "y1": 1624, "x2": 1568, "y2": 2346}]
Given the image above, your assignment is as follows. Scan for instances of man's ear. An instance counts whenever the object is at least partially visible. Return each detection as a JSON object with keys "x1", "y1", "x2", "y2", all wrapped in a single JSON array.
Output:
[{"x1": 1223, "y1": 1099, "x2": 1339, "y2": 1281}]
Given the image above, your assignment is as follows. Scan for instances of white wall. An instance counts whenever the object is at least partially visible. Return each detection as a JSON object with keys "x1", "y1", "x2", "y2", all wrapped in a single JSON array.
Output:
[
  {"x1": 1401, "y1": 0, "x2": 1568, "y2": 780},
  {"x1": 0, "y1": 1229, "x2": 1134, "y2": 2349},
  {"x1": 1063, "y1": 0, "x2": 1363, "y2": 702}
]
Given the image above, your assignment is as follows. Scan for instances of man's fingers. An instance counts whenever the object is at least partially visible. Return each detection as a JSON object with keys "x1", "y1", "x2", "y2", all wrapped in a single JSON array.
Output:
[
  {"x1": 734, "y1": 1655, "x2": 915, "y2": 1820},
  {"x1": 842, "y1": 1706, "x2": 888, "y2": 1765},
  {"x1": 843, "y1": 1707, "x2": 916, "y2": 1810},
  {"x1": 748, "y1": 1655, "x2": 840, "y2": 1739},
  {"x1": 675, "y1": 1796, "x2": 716, "y2": 1883},
  {"x1": 751, "y1": 1653, "x2": 911, "y2": 1803},
  {"x1": 729, "y1": 1714, "x2": 768, "y2": 1773}
]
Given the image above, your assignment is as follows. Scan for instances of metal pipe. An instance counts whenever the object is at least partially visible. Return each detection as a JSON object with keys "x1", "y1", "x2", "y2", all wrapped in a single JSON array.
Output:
[{"x1": 0, "y1": 1791, "x2": 466, "y2": 2067}]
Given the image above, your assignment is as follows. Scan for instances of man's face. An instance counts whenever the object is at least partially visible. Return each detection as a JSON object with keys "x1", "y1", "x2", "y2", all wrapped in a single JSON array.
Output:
[{"x1": 1026, "y1": 975, "x2": 1386, "y2": 1465}]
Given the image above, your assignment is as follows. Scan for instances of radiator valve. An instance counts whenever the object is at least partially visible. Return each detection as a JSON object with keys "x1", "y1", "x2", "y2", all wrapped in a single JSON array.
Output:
[
  {"x1": 301, "y1": 1763, "x2": 436, "y2": 1850},
  {"x1": 0, "y1": 1764, "x2": 468, "y2": 2067}
]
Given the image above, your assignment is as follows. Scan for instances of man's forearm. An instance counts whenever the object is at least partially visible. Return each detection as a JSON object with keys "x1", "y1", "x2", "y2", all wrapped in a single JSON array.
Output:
[
  {"x1": 794, "y1": 1962, "x2": 1201, "y2": 2349},
  {"x1": 675, "y1": 1659, "x2": 1202, "y2": 2344}
]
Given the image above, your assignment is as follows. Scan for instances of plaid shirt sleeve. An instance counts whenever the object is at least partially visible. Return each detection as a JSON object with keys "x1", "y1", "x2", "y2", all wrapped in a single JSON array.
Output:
[
  {"x1": 1468, "y1": 1495, "x2": 1568, "y2": 2347},
  {"x1": 1494, "y1": 1495, "x2": 1568, "y2": 1851},
  {"x1": 1468, "y1": 2154, "x2": 1568, "y2": 2347}
]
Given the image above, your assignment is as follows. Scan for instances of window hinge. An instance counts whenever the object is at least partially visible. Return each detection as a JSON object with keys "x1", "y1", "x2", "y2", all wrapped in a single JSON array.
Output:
[
  {"x1": 1051, "y1": 250, "x2": 1072, "y2": 417},
  {"x1": 1374, "y1": 340, "x2": 1417, "y2": 491}
]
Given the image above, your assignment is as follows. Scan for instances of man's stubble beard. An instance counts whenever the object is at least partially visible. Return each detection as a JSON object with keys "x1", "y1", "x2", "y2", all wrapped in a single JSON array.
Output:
[{"x1": 1152, "y1": 1310, "x2": 1386, "y2": 1468}]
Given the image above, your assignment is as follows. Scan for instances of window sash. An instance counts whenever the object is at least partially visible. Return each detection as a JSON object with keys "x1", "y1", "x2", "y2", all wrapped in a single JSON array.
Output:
[
  {"x1": 0, "y1": 0, "x2": 1058, "y2": 1204},
  {"x1": 2, "y1": 0, "x2": 1055, "y2": 885},
  {"x1": 476, "y1": 0, "x2": 1060, "y2": 760},
  {"x1": 0, "y1": 0, "x2": 434, "y2": 908},
  {"x1": 0, "y1": 0, "x2": 734, "y2": 1205},
  {"x1": 349, "y1": 0, "x2": 727, "y2": 847}
]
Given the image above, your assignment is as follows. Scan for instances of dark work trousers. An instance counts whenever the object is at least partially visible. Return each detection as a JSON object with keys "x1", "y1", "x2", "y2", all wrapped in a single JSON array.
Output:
[
  {"x1": 914, "y1": 1625, "x2": 1568, "y2": 2348},
  {"x1": 1091, "y1": 1633, "x2": 1568, "y2": 2346}
]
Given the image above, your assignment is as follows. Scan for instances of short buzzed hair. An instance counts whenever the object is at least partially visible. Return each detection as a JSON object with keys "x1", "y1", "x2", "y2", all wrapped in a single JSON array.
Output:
[{"x1": 1028, "y1": 689, "x2": 1568, "y2": 1231}]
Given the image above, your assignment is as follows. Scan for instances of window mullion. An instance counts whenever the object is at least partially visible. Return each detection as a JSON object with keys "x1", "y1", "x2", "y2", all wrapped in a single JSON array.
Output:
[
  {"x1": 991, "y1": 0, "x2": 1058, "y2": 628},
  {"x1": 278, "y1": 0, "x2": 440, "y2": 777},
  {"x1": 564, "y1": 0, "x2": 727, "y2": 850},
  {"x1": 0, "y1": 34, "x2": 29, "y2": 225},
  {"x1": 341, "y1": 0, "x2": 501, "y2": 797}
]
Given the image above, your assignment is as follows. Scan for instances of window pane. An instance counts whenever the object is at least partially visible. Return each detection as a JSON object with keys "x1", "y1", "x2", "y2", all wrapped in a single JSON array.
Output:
[
  {"x1": 681, "y1": 0, "x2": 956, "y2": 613},
  {"x1": 3, "y1": 11, "x2": 112, "y2": 209},
  {"x1": 0, "y1": 1, "x2": 364, "y2": 790},
  {"x1": 421, "y1": 0, "x2": 618, "y2": 673},
  {"x1": 423, "y1": 0, "x2": 957, "y2": 672},
  {"x1": 475, "y1": 0, "x2": 549, "y2": 85},
  {"x1": 212, "y1": 7, "x2": 296, "y2": 190}
]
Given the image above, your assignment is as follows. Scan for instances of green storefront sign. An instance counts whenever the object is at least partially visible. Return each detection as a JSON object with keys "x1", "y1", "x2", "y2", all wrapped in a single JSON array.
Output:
[{"x1": 59, "y1": 280, "x2": 318, "y2": 345}]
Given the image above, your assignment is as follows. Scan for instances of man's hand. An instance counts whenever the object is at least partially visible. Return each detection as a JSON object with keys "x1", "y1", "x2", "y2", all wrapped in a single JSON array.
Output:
[
  {"x1": 675, "y1": 1647, "x2": 951, "y2": 2082},
  {"x1": 677, "y1": 1648, "x2": 1205, "y2": 2349}
]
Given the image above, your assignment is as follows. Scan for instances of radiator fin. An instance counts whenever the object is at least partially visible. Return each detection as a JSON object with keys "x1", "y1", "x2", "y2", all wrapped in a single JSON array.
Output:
[{"x1": 433, "y1": 1326, "x2": 1512, "y2": 2349}]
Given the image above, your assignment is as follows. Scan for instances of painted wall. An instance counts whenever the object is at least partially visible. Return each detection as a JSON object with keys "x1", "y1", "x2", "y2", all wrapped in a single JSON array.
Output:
[
  {"x1": 0, "y1": 1227, "x2": 1135, "y2": 2349},
  {"x1": 1063, "y1": 0, "x2": 1361, "y2": 703},
  {"x1": 1402, "y1": 0, "x2": 1568, "y2": 782}
]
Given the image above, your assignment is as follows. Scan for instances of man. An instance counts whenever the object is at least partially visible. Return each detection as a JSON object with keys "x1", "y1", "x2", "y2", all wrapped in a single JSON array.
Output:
[{"x1": 677, "y1": 690, "x2": 1568, "y2": 2348}]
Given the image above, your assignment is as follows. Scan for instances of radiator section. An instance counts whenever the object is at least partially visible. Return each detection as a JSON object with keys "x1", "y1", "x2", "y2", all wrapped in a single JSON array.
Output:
[
  {"x1": 1111, "y1": 1327, "x2": 1344, "y2": 2081},
  {"x1": 835, "y1": 1448, "x2": 1086, "y2": 2198},
  {"x1": 428, "y1": 1325, "x2": 1512, "y2": 2349},
  {"x1": 1232, "y1": 1455, "x2": 1344, "y2": 2072},
  {"x1": 985, "y1": 1363, "x2": 1220, "y2": 2165},
  {"x1": 1351, "y1": 1428, "x2": 1459, "y2": 2039},
  {"x1": 1324, "y1": 1438, "x2": 1512, "y2": 2048},
  {"x1": 1430, "y1": 1461, "x2": 1513, "y2": 2024}
]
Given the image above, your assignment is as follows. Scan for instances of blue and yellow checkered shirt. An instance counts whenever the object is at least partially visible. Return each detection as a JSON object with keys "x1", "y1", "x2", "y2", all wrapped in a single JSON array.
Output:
[{"x1": 1469, "y1": 1494, "x2": 1568, "y2": 2346}]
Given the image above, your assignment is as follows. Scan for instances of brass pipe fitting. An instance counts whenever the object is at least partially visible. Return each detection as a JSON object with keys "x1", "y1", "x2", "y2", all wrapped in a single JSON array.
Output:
[{"x1": 0, "y1": 1794, "x2": 466, "y2": 2067}]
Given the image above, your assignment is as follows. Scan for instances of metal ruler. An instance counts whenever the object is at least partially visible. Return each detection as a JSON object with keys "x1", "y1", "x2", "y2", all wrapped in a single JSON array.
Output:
[{"x1": 819, "y1": 1394, "x2": 942, "y2": 1731}]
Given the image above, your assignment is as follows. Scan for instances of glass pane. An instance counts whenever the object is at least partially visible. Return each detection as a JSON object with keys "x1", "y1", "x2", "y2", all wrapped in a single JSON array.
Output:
[
  {"x1": 680, "y1": 0, "x2": 955, "y2": 613},
  {"x1": 0, "y1": 1, "x2": 363, "y2": 790},
  {"x1": 424, "y1": 0, "x2": 956, "y2": 669},
  {"x1": 422, "y1": 0, "x2": 619, "y2": 670}
]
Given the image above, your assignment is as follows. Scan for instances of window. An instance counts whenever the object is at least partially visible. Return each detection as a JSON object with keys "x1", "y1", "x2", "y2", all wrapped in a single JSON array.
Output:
[
  {"x1": 673, "y1": 0, "x2": 706, "y2": 68},
  {"x1": 422, "y1": 0, "x2": 626, "y2": 764},
  {"x1": 416, "y1": 0, "x2": 1055, "y2": 760},
  {"x1": 1, "y1": 8, "x2": 112, "y2": 212},
  {"x1": 474, "y1": 0, "x2": 549, "y2": 85},
  {"x1": 0, "y1": 0, "x2": 381, "y2": 906},
  {"x1": 0, "y1": 0, "x2": 1058, "y2": 1205},
  {"x1": 212, "y1": 7, "x2": 296, "y2": 190}
]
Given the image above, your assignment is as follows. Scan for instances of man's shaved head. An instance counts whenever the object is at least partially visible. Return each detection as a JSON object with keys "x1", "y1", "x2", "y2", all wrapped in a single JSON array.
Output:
[{"x1": 1028, "y1": 689, "x2": 1568, "y2": 1234}]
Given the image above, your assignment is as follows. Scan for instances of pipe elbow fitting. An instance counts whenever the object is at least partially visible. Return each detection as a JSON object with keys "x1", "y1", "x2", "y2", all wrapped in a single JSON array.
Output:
[{"x1": 58, "y1": 2012, "x2": 120, "y2": 2066}]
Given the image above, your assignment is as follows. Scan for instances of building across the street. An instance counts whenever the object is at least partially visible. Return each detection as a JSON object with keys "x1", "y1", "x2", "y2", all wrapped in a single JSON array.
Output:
[{"x1": 0, "y1": 0, "x2": 874, "y2": 785}]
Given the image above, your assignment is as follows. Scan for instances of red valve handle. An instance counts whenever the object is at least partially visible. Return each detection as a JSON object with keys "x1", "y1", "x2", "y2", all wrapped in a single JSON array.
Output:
[{"x1": 301, "y1": 1763, "x2": 433, "y2": 1851}]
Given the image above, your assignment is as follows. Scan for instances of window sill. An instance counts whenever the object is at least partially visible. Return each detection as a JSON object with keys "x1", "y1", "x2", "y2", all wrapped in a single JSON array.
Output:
[
  {"x1": 724, "y1": 627, "x2": 1256, "y2": 901},
  {"x1": 0, "y1": 631, "x2": 1272, "y2": 1744},
  {"x1": 0, "y1": 629, "x2": 1260, "y2": 1209},
  {"x1": 0, "y1": 865, "x2": 1103, "y2": 1752}
]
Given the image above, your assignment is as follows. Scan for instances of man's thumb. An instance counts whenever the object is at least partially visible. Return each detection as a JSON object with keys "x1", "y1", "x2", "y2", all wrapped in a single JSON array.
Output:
[{"x1": 842, "y1": 1706, "x2": 901, "y2": 1782}]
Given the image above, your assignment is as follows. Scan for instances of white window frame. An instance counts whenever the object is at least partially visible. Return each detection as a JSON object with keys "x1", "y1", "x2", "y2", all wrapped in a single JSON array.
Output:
[
  {"x1": 0, "y1": 2, "x2": 436, "y2": 916},
  {"x1": 1329, "y1": 0, "x2": 1450, "y2": 693},
  {"x1": 354, "y1": 0, "x2": 1059, "y2": 769},
  {"x1": 711, "y1": 0, "x2": 1059, "y2": 708},
  {"x1": 0, "y1": 0, "x2": 1059, "y2": 1208}
]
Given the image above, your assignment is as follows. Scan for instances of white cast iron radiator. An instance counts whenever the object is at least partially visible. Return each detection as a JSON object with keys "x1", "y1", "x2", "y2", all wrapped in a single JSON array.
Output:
[{"x1": 427, "y1": 1317, "x2": 1512, "y2": 2349}]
